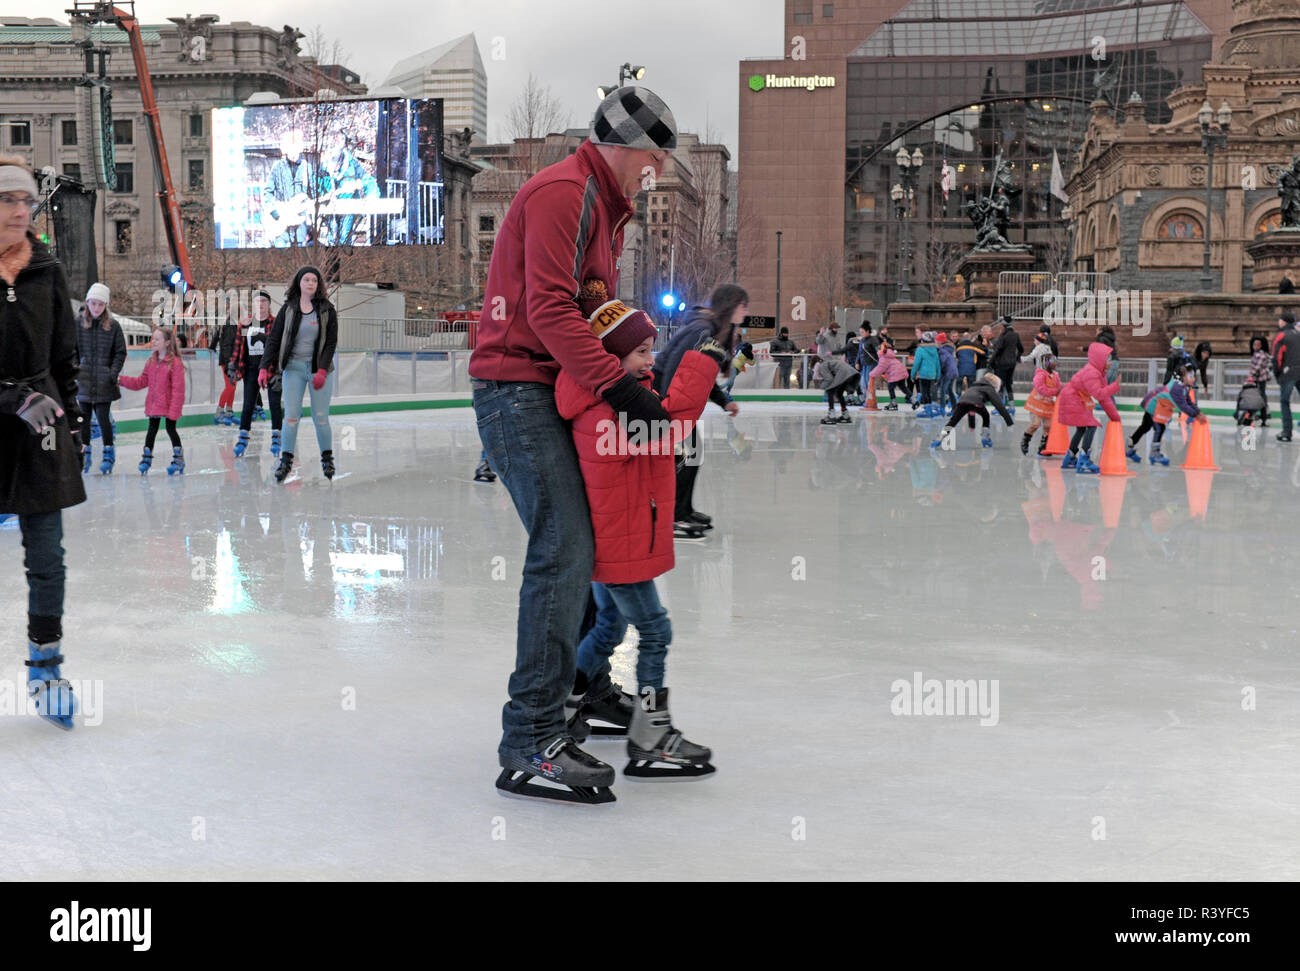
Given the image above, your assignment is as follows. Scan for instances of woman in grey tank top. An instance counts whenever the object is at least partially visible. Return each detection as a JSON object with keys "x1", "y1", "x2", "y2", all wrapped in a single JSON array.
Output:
[{"x1": 260, "y1": 265, "x2": 340, "y2": 482}]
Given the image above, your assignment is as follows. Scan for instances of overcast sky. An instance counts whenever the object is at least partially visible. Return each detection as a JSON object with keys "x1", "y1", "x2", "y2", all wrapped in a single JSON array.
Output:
[{"x1": 24, "y1": 0, "x2": 785, "y2": 158}]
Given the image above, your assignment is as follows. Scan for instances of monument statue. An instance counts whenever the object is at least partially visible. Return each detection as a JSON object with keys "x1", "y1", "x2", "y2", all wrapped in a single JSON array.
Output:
[
  {"x1": 963, "y1": 156, "x2": 1031, "y2": 252},
  {"x1": 1278, "y1": 155, "x2": 1300, "y2": 229}
]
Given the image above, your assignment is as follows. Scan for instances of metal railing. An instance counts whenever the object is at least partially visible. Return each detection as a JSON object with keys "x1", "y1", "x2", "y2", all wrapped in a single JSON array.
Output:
[
  {"x1": 335, "y1": 318, "x2": 473, "y2": 352},
  {"x1": 383, "y1": 180, "x2": 444, "y2": 245},
  {"x1": 998, "y1": 270, "x2": 1112, "y2": 323},
  {"x1": 729, "y1": 352, "x2": 1260, "y2": 399}
]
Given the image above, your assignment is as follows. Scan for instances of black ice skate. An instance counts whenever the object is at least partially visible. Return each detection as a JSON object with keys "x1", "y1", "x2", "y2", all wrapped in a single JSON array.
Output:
[
  {"x1": 495, "y1": 735, "x2": 616, "y2": 805},
  {"x1": 624, "y1": 687, "x2": 715, "y2": 781},
  {"x1": 566, "y1": 670, "x2": 636, "y2": 741}
]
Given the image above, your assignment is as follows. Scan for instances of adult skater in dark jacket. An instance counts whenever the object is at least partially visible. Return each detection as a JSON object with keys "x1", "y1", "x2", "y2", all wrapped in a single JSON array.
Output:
[
  {"x1": 654, "y1": 283, "x2": 745, "y2": 536},
  {"x1": 1193, "y1": 340, "x2": 1213, "y2": 391},
  {"x1": 469, "y1": 86, "x2": 679, "y2": 803},
  {"x1": 931, "y1": 372, "x2": 1014, "y2": 449},
  {"x1": 75, "y1": 281, "x2": 126, "y2": 475},
  {"x1": 0, "y1": 154, "x2": 87, "y2": 730},
  {"x1": 771, "y1": 325, "x2": 797, "y2": 389},
  {"x1": 1274, "y1": 312, "x2": 1300, "y2": 441},
  {"x1": 989, "y1": 317, "x2": 1024, "y2": 407}
]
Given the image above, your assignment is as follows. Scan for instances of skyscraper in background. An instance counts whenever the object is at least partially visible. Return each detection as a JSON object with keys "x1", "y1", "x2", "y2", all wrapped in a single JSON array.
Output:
[{"x1": 384, "y1": 34, "x2": 488, "y2": 143}]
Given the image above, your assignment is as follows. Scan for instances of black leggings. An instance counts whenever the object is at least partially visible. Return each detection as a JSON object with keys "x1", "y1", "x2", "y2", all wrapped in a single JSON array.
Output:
[
  {"x1": 145, "y1": 417, "x2": 181, "y2": 451},
  {"x1": 946, "y1": 402, "x2": 990, "y2": 429},
  {"x1": 1130, "y1": 413, "x2": 1166, "y2": 445},
  {"x1": 675, "y1": 425, "x2": 701, "y2": 521},
  {"x1": 240, "y1": 354, "x2": 284, "y2": 431},
  {"x1": 996, "y1": 366, "x2": 1016, "y2": 402},
  {"x1": 1068, "y1": 426, "x2": 1097, "y2": 453},
  {"x1": 885, "y1": 380, "x2": 908, "y2": 401},
  {"x1": 81, "y1": 400, "x2": 114, "y2": 446},
  {"x1": 827, "y1": 382, "x2": 852, "y2": 409},
  {"x1": 915, "y1": 378, "x2": 935, "y2": 404}
]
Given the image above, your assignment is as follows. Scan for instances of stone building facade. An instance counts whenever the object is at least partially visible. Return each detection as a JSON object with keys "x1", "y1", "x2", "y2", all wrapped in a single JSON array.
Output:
[{"x1": 1067, "y1": 0, "x2": 1300, "y2": 350}]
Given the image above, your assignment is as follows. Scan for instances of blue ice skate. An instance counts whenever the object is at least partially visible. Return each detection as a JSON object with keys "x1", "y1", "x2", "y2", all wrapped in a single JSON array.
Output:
[{"x1": 27, "y1": 641, "x2": 76, "y2": 730}]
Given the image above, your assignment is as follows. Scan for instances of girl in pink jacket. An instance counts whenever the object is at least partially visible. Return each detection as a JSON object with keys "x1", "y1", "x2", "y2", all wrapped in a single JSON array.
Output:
[
  {"x1": 118, "y1": 327, "x2": 186, "y2": 475},
  {"x1": 1056, "y1": 342, "x2": 1121, "y2": 473},
  {"x1": 869, "y1": 346, "x2": 910, "y2": 410}
]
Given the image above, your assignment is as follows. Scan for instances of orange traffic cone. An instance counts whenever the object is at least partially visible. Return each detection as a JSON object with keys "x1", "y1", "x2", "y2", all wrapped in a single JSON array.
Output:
[
  {"x1": 865, "y1": 377, "x2": 878, "y2": 410},
  {"x1": 1099, "y1": 475, "x2": 1128, "y2": 528},
  {"x1": 1098, "y1": 420, "x2": 1135, "y2": 476},
  {"x1": 1184, "y1": 468, "x2": 1216, "y2": 519},
  {"x1": 1045, "y1": 464, "x2": 1065, "y2": 521},
  {"x1": 1042, "y1": 402, "x2": 1069, "y2": 456},
  {"x1": 1181, "y1": 417, "x2": 1220, "y2": 470}
]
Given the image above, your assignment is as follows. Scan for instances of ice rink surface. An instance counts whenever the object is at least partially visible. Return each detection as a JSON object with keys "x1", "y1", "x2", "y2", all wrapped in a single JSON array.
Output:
[{"x1": 2, "y1": 404, "x2": 1297, "y2": 881}]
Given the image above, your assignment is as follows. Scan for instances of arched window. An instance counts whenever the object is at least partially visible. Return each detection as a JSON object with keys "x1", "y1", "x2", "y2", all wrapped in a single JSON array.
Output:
[
  {"x1": 1157, "y1": 213, "x2": 1204, "y2": 240},
  {"x1": 1256, "y1": 211, "x2": 1282, "y2": 235}
]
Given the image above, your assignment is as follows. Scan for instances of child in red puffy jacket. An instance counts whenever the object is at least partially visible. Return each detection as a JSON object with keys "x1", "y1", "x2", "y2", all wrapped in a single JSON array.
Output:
[
  {"x1": 118, "y1": 326, "x2": 186, "y2": 475},
  {"x1": 554, "y1": 298, "x2": 724, "y2": 780},
  {"x1": 1056, "y1": 342, "x2": 1121, "y2": 474}
]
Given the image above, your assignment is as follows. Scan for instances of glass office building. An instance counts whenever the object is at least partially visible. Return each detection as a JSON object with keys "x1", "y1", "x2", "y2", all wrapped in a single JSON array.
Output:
[{"x1": 844, "y1": 0, "x2": 1214, "y2": 306}]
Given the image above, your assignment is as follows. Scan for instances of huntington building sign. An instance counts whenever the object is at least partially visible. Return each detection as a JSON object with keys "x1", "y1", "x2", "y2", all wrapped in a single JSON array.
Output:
[{"x1": 749, "y1": 74, "x2": 837, "y2": 92}]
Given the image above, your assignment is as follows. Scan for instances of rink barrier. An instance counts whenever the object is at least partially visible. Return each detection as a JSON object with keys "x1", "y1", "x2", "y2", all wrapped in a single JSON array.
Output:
[{"x1": 97, "y1": 392, "x2": 1247, "y2": 435}]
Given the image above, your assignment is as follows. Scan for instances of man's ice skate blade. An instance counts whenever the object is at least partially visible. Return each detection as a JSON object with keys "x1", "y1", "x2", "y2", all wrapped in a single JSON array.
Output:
[{"x1": 494, "y1": 766, "x2": 616, "y2": 805}]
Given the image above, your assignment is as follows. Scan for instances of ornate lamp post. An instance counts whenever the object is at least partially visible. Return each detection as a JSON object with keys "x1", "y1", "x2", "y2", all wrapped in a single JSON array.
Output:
[
  {"x1": 892, "y1": 146, "x2": 925, "y2": 301},
  {"x1": 1198, "y1": 99, "x2": 1231, "y2": 292}
]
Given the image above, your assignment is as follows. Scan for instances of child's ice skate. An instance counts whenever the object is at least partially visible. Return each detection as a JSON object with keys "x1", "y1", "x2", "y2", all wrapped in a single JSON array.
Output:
[
  {"x1": 1149, "y1": 445, "x2": 1170, "y2": 466},
  {"x1": 981, "y1": 430, "x2": 993, "y2": 448},
  {"x1": 624, "y1": 687, "x2": 714, "y2": 780}
]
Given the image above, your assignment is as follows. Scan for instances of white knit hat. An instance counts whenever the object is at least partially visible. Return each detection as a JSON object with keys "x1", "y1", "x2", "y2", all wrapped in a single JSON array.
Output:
[{"x1": 86, "y1": 282, "x2": 110, "y2": 304}]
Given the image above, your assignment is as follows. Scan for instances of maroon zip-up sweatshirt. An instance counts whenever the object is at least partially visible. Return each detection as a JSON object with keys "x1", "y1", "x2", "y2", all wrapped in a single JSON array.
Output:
[{"x1": 469, "y1": 140, "x2": 635, "y2": 395}]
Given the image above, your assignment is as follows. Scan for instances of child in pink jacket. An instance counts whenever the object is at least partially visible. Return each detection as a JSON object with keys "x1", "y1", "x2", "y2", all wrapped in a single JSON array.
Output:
[
  {"x1": 1056, "y1": 342, "x2": 1121, "y2": 474},
  {"x1": 869, "y1": 346, "x2": 910, "y2": 410},
  {"x1": 118, "y1": 327, "x2": 186, "y2": 475}
]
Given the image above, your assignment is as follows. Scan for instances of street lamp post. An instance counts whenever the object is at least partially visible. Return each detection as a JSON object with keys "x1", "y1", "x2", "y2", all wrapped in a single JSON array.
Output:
[
  {"x1": 597, "y1": 63, "x2": 647, "y2": 99},
  {"x1": 1198, "y1": 99, "x2": 1231, "y2": 292},
  {"x1": 892, "y1": 146, "x2": 925, "y2": 301},
  {"x1": 775, "y1": 230, "x2": 783, "y2": 331}
]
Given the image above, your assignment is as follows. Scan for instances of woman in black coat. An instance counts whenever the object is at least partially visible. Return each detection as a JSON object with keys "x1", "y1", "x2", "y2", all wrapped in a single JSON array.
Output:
[
  {"x1": 76, "y1": 282, "x2": 126, "y2": 474},
  {"x1": 261, "y1": 265, "x2": 339, "y2": 483},
  {"x1": 0, "y1": 154, "x2": 86, "y2": 729}
]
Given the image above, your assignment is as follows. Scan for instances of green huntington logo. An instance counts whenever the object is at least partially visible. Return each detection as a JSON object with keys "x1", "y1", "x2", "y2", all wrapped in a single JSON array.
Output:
[{"x1": 750, "y1": 73, "x2": 836, "y2": 92}]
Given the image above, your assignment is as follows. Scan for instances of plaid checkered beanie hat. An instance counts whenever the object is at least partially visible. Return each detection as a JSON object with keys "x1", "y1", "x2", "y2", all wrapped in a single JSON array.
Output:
[{"x1": 590, "y1": 86, "x2": 677, "y2": 150}]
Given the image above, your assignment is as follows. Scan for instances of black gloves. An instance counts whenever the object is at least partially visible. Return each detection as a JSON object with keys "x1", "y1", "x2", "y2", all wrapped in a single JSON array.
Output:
[{"x1": 602, "y1": 372, "x2": 669, "y2": 427}]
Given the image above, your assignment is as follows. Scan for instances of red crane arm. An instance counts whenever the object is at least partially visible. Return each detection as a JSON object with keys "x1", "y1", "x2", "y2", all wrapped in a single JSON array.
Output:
[{"x1": 111, "y1": 5, "x2": 191, "y2": 289}]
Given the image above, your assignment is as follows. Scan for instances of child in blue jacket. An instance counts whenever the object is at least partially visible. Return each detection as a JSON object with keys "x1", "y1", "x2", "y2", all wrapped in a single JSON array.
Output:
[{"x1": 910, "y1": 331, "x2": 941, "y2": 414}]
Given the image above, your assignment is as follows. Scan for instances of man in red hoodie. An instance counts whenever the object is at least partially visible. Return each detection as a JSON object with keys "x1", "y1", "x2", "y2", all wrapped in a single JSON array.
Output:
[{"x1": 471, "y1": 86, "x2": 677, "y2": 804}]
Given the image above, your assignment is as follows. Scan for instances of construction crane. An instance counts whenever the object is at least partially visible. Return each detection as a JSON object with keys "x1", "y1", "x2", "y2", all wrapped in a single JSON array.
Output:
[{"x1": 66, "y1": 1, "x2": 192, "y2": 292}]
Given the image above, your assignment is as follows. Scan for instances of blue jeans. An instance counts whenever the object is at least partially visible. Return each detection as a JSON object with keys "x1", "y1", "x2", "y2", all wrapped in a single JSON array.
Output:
[
  {"x1": 577, "y1": 580, "x2": 672, "y2": 692},
  {"x1": 473, "y1": 380, "x2": 595, "y2": 758},
  {"x1": 281, "y1": 358, "x2": 333, "y2": 455},
  {"x1": 939, "y1": 376, "x2": 957, "y2": 410},
  {"x1": 19, "y1": 511, "x2": 65, "y2": 643},
  {"x1": 1281, "y1": 379, "x2": 1299, "y2": 436}
]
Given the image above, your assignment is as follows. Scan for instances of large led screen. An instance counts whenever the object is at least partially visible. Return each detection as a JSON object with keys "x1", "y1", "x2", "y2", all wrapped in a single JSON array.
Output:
[{"x1": 211, "y1": 98, "x2": 445, "y2": 249}]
